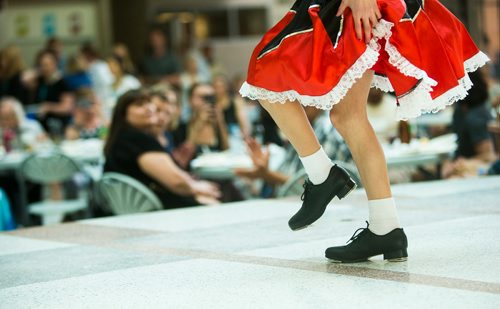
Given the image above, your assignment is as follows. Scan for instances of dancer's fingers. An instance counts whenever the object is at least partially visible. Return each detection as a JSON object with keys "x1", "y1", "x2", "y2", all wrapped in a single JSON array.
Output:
[
  {"x1": 354, "y1": 16, "x2": 363, "y2": 41},
  {"x1": 369, "y1": 15, "x2": 379, "y2": 35},
  {"x1": 337, "y1": 1, "x2": 347, "y2": 16},
  {"x1": 375, "y1": 6, "x2": 382, "y2": 20},
  {"x1": 363, "y1": 17, "x2": 372, "y2": 43}
]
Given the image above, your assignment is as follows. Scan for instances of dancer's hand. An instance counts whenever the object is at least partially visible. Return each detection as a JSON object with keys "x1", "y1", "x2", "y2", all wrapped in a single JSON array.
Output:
[{"x1": 337, "y1": 0, "x2": 381, "y2": 43}]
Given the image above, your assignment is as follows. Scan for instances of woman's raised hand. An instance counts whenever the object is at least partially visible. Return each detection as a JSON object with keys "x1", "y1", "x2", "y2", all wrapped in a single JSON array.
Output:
[{"x1": 337, "y1": 0, "x2": 382, "y2": 43}]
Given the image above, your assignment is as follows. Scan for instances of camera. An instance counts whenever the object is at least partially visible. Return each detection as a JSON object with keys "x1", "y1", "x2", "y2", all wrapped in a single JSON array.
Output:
[{"x1": 202, "y1": 94, "x2": 216, "y2": 105}]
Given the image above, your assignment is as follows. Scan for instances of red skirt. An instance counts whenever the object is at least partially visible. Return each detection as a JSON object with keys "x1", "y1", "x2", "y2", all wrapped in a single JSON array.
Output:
[{"x1": 239, "y1": 0, "x2": 489, "y2": 120}]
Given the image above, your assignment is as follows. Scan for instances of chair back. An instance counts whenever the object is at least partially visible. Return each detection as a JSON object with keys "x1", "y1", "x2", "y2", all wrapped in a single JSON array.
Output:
[
  {"x1": 97, "y1": 172, "x2": 163, "y2": 215},
  {"x1": 20, "y1": 152, "x2": 81, "y2": 183}
]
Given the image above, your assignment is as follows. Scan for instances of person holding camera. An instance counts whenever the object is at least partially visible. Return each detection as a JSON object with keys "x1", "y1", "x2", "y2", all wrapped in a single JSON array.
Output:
[{"x1": 171, "y1": 83, "x2": 229, "y2": 170}]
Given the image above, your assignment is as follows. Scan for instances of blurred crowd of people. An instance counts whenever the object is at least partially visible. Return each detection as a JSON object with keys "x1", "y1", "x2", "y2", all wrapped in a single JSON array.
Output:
[
  {"x1": 1, "y1": 25, "x2": 499, "y2": 222},
  {"x1": 0, "y1": 27, "x2": 354, "y2": 219}
]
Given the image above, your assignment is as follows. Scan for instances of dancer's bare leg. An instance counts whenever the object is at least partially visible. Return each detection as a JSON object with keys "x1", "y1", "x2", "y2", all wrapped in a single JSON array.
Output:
[
  {"x1": 329, "y1": 70, "x2": 391, "y2": 200},
  {"x1": 324, "y1": 70, "x2": 406, "y2": 263},
  {"x1": 259, "y1": 100, "x2": 320, "y2": 157},
  {"x1": 260, "y1": 97, "x2": 357, "y2": 231}
]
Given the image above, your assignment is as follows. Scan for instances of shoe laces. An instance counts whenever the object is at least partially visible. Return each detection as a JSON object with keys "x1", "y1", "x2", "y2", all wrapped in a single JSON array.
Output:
[
  {"x1": 300, "y1": 180, "x2": 311, "y2": 201},
  {"x1": 347, "y1": 221, "x2": 370, "y2": 244}
]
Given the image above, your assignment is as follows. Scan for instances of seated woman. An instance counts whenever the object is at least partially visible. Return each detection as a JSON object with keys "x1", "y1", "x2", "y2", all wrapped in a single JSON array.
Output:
[
  {"x1": 148, "y1": 84, "x2": 181, "y2": 154},
  {"x1": 149, "y1": 88, "x2": 243, "y2": 203},
  {"x1": 30, "y1": 49, "x2": 74, "y2": 139},
  {"x1": 103, "y1": 89, "x2": 221, "y2": 210},
  {"x1": 442, "y1": 70, "x2": 497, "y2": 178}
]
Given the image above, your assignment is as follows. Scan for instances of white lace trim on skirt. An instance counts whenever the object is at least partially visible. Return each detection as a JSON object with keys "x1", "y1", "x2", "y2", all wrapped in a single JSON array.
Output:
[
  {"x1": 239, "y1": 19, "x2": 489, "y2": 120},
  {"x1": 239, "y1": 40, "x2": 381, "y2": 110}
]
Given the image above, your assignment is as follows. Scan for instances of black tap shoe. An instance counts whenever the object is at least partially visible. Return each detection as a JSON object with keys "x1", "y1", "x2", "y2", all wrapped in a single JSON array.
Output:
[
  {"x1": 325, "y1": 222, "x2": 408, "y2": 263},
  {"x1": 288, "y1": 164, "x2": 356, "y2": 231}
]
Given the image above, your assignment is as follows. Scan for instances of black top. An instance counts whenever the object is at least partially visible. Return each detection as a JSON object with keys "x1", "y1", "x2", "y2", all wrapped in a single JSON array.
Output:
[
  {"x1": 104, "y1": 127, "x2": 199, "y2": 209},
  {"x1": 452, "y1": 103, "x2": 493, "y2": 158},
  {"x1": 32, "y1": 76, "x2": 72, "y2": 137},
  {"x1": 33, "y1": 76, "x2": 69, "y2": 104},
  {"x1": 172, "y1": 122, "x2": 224, "y2": 154},
  {"x1": 0, "y1": 73, "x2": 29, "y2": 104}
]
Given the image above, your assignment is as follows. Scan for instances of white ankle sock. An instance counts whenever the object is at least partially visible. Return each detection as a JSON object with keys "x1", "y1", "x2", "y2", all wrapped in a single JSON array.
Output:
[
  {"x1": 368, "y1": 197, "x2": 401, "y2": 235},
  {"x1": 299, "y1": 147, "x2": 334, "y2": 185}
]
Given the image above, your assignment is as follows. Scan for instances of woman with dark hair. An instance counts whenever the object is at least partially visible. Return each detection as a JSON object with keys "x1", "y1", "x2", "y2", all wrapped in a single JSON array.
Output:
[{"x1": 103, "y1": 89, "x2": 221, "y2": 210}]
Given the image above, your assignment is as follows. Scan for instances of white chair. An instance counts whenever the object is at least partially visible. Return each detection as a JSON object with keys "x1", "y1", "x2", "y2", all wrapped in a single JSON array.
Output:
[
  {"x1": 96, "y1": 172, "x2": 163, "y2": 215},
  {"x1": 20, "y1": 152, "x2": 89, "y2": 225}
]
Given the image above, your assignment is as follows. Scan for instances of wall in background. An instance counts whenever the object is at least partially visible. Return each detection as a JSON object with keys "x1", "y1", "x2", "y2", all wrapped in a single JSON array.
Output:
[{"x1": 0, "y1": 0, "x2": 112, "y2": 66}]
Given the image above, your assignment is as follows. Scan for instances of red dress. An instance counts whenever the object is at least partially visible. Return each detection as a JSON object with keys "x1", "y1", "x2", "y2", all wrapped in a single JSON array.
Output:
[{"x1": 239, "y1": 0, "x2": 489, "y2": 120}]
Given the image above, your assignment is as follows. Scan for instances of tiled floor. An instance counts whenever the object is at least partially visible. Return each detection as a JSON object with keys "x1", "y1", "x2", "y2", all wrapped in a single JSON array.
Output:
[{"x1": 1, "y1": 176, "x2": 500, "y2": 308}]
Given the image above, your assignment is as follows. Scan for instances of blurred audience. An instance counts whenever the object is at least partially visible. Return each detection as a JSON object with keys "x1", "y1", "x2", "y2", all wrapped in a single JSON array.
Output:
[
  {"x1": 0, "y1": 97, "x2": 47, "y2": 152},
  {"x1": 179, "y1": 53, "x2": 210, "y2": 121},
  {"x1": 31, "y1": 49, "x2": 74, "y2": 140},
  {"x1": 103, "y1": 89, "x2": 221, "y2": 210},
  {"x1": 201, "y1": 43, "x2": 225, "y2": 78},
  {"x1": 366, "y1": 88, "x2": 399, "y2": 143},
  {"x1": 63, "y1": 53, "x2": 92, "y2": 92},
  {"x1": 149, "y1": 84, "x2": 181, "y2": 154},
  {"x1": 213, "y1": 74, "x2": 250, "y2": 139},
  {"x1": 140, "y1": 27, "x2": 182, "y2": 86},
  {"x1": 65, "y1": 89, "x2": 106, "y2": 140},
  {"x1": 45, "y1": 37, "x2": 67, "y2": 73},
  {"x1": 172, "y1": 83, "x2": 229, "y2": 169},
  {"x1": 442, "y1": 70, "x2": 497, "y2": 178},
  {"x1": 112, "y1": 43, "x2": 136, "y2": 75},
  {"x1": 0, "y1": 45, "x2": 29, "y2": 105},
  {"x1": 107, "y1": 54, "x2": 141, "y2": 109},
  {"x1": 80, "y1": 43, "x2": 113, "y2": 114},
  {"x1": 150, "y1": 87, "x2": 243, "y2": 203},
  {"x1": 235, "y1": 106, "x2": 353, "y2": 196}
]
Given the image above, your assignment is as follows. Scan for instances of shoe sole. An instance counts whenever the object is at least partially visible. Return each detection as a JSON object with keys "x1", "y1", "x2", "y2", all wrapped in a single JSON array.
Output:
[
  {"x1": 327, "y1": 257, "x2": 408, "y2": 263},
  {"x1": 290, "y1": 178, "x2": 357, "y2": 231},
  {"x1": 326, "y1": 248, "x2": 408, "y2": 263}
]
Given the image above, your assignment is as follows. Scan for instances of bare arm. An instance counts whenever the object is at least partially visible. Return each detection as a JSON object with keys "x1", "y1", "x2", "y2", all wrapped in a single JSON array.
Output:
[
  {"x1": 473, "y1": 139, "x2": 496, "y2": 163},
  {"x1": 138, "y1": 151, "x2": 220, "y2": 199},
  {"x1": 234, "y1": 137, "x2": 290, "y2": 185},
  {"x1": 40, "y1": 92, "x2": 75, "y2": 115}
]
